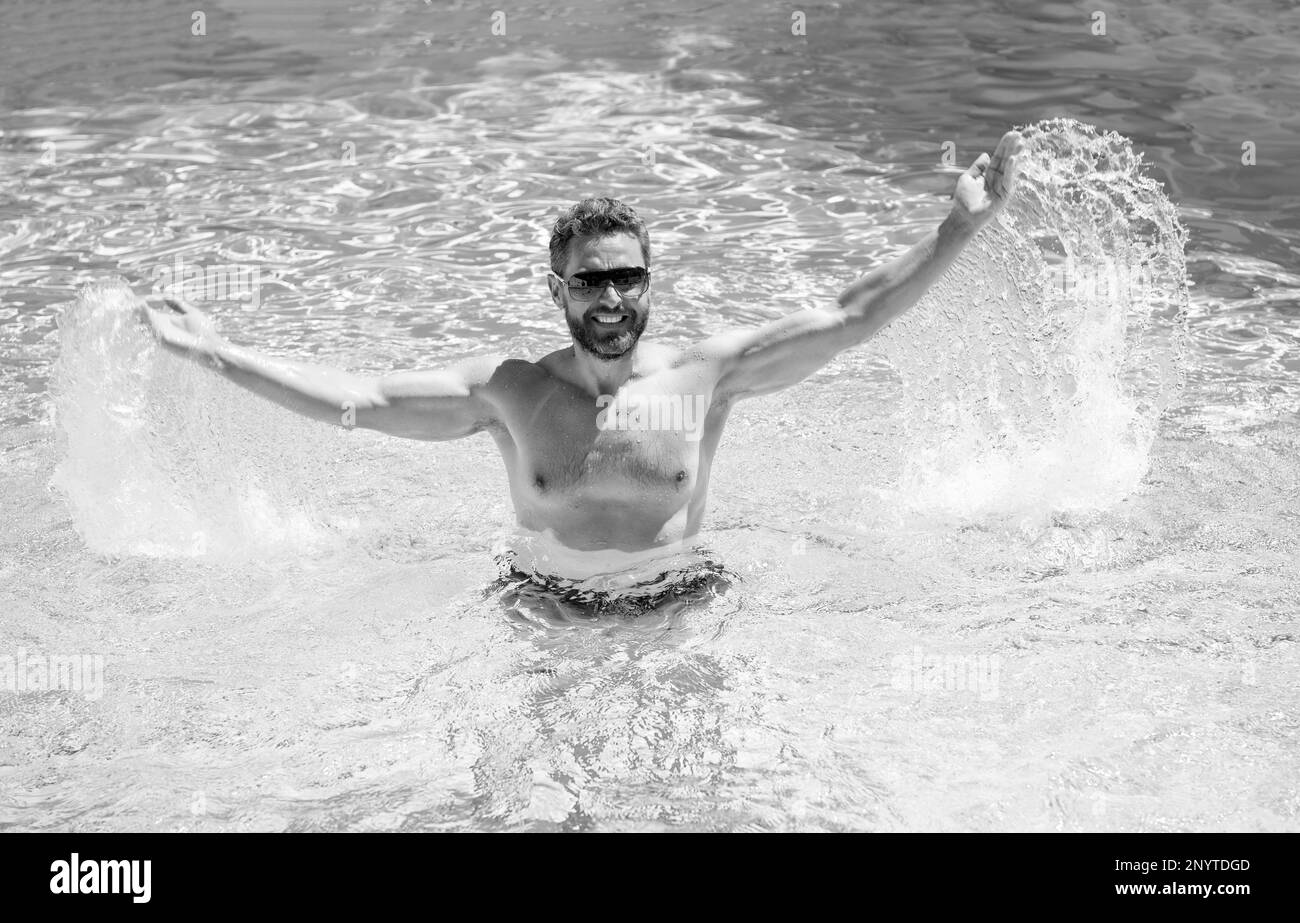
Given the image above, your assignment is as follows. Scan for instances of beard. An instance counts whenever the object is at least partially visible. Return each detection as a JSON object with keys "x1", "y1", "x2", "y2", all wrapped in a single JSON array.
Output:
[{"x1": 566, "y1": 304, "x2": 649, "y2": 361}]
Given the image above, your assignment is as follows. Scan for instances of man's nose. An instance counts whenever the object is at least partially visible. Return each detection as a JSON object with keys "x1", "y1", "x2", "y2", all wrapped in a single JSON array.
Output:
[{"x1": 595, "y1": 282, "x2": 622, "y2": 308}]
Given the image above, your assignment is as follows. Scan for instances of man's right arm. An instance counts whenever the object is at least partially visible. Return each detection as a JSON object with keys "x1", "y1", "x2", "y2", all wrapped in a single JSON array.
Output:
[{"x1": 139, "y1": 295, "x2": 502, "y2": 441}]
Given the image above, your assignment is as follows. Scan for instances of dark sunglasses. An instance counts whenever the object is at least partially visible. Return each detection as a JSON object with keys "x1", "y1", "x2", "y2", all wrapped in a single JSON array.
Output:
[{"x1": 552, "y1": 267, "x2": 650, "y2": 301}]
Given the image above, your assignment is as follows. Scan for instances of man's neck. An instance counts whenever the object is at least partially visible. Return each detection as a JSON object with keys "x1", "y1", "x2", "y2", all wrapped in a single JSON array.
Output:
[{"x1": 567, "y1": 343, "x2": 639, "y2": 396}]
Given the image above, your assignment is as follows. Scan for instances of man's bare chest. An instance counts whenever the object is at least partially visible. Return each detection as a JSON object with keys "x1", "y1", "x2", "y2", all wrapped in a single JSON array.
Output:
[{"x1": 495, "y1": 372, "x2": 713, "y2": 496}]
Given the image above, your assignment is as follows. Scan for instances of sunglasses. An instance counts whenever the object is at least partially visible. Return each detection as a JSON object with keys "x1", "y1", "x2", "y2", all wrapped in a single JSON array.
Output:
[{"x1": 552, "y1": 267, "x2": 650, "y2": 301}]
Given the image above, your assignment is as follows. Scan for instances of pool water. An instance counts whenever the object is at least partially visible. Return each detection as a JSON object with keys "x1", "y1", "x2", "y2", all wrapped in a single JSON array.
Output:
[{"x1": 1, "y1": 0, "x2": 1297, "y2": 831}]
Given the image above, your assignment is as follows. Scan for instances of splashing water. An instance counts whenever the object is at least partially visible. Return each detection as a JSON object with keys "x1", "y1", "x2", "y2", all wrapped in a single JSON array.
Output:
[
  {"x1": 50, "y1": 280, "x2": 340, "y2": 558},
  {"x1": 876, "y1": 119, "x2": 1191, "y2": 525}
]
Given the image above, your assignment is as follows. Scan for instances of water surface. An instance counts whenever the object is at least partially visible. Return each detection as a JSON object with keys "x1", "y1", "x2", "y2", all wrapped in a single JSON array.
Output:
[{"x1": 1, "y1": 0, "x2": 1297, "y2": 831}]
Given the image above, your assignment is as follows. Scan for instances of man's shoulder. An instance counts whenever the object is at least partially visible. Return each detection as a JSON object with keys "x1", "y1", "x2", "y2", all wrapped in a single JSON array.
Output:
[
  {"x1": 458, "y1": 352, "x2": 547, "y2": 375},
  {"x1": 432, "y1": 353, "x2": 542, "y2": 399}
]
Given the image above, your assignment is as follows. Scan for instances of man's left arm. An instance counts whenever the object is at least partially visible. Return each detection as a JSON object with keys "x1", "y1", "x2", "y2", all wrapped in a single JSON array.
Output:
[{"x1": 703, "y1": 130, "x2": 1023, "y2": 401}]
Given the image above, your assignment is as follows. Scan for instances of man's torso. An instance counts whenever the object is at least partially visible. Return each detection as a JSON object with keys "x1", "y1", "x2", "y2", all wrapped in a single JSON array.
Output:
[{"x1": 480, "y1": 343, "x2": 731, "y2": 551}]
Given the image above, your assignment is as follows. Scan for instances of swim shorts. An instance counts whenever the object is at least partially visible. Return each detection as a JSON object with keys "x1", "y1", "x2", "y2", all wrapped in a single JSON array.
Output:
[{"x1": 487, "y1": 552, "x2": 735, "y2": 618}]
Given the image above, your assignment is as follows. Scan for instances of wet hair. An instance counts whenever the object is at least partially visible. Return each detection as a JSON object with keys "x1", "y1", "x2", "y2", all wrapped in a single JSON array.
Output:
[{"x1": 548, "y1": 196, "x2": 651, "y2": 275}]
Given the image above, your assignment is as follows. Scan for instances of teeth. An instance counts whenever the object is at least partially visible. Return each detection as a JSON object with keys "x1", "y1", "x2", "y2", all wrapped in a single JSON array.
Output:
[{"x1": 593, "y1": 314, "x2": 625, "y2": 323}]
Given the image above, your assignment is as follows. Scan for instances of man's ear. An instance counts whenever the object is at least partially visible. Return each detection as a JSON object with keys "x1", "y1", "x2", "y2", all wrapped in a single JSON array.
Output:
[{"x1": 546, "y1": 273, "x2": 563, "y2": 307}]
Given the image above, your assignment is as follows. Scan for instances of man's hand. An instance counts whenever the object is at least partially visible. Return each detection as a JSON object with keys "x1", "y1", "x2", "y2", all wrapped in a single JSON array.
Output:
[
  {"x1": 950, "y1": 130, "x2": 1023, "y2": 230},
  {"x1": 137, "y1": 293, "x2": 224, "y2": 359}
]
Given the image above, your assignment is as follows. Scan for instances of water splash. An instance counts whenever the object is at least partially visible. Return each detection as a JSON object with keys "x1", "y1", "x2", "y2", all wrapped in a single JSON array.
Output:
[
  {"x1": 49, "y1": 280, "x2": 338, "y2": 558},
  {"x1": 876, "y1": 119, "x2": 1191, "y2": 525}
]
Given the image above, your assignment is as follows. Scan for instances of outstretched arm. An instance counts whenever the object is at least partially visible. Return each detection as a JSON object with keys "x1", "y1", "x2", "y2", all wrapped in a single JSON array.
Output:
[
  {"x1": 703, "y1": 130, "x2": 1023, "y2": 401},
  {"x1": 138, "y1": 295, "x2": 502, "y2": 440}
]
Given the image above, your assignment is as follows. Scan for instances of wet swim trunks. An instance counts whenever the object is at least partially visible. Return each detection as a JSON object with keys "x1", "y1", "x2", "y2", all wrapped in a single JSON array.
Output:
[{"x1": 488, "y1": 552, "x2": 735, "y2": 619}]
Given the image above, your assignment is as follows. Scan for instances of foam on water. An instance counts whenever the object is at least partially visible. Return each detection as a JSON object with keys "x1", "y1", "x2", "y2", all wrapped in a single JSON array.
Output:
[{"x1": 875, "y1": 119, "x2": 1191, "y2": 526}]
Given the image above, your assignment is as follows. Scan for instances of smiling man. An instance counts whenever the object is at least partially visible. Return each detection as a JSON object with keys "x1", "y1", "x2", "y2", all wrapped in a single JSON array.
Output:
[{"x1": 141, "y1": 131, "x2": 1022, "y2": 570}]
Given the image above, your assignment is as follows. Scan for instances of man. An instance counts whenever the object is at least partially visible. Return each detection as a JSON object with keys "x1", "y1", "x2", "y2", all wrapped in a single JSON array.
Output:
[{"x1": 140, "y1": 131, "x2": 1022, "y2": 576}]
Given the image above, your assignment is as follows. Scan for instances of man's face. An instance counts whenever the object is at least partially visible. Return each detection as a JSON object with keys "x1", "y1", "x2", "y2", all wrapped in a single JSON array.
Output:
[{"x1": 549, "y1": 233, "x2": 650, "y2": 361}]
